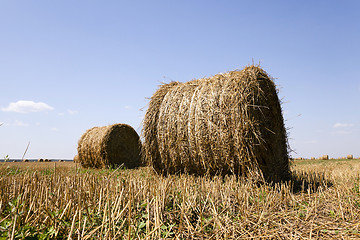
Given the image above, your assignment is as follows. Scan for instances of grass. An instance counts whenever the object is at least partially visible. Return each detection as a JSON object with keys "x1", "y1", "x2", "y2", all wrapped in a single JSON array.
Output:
[{"x1": 0, "y1": 159, "x2": 359, "y2": 239}]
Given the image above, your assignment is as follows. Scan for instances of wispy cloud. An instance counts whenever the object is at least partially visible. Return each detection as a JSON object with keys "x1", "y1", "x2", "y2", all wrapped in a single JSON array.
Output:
[
  {"x1": 124, "y1": 105, "x2": 132, "y2": 110},
  {"x1": 333, "y1": 123, "x2": 354, "y2": 128},
  {"x1": 2, "y1": 100, "x2": 54, "y2": 113},
  {"x1": 335, "y1": 130, "x2": 352, "y2": 135},
  {"x1": 58, "y1": 109, "x2": 78, "y2": 116},
  {"x1": 13, "y1": 120, "x2": 29, "y2": 127},
  {"x1": 67, "y1": 109, "x2": 78, "y2": 115}
]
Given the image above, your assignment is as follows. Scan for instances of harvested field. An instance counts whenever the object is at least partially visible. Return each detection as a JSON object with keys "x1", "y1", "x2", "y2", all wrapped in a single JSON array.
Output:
[{"x1": 0, "y1": 159, "x2": 360, "y2": 239}]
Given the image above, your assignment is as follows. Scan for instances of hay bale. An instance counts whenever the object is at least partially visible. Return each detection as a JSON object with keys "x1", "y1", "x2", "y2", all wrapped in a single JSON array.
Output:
[
  {"x1": 143, "y1": 65, "x2": 290, "y2": 181},
  {"x1": 142, "y1": 81, "x2": 181, "y2": 172},
  {"x1": 22, "y1": 159, "x2": 29, "y2": 162},
  {"x1": 37, "y1": 158, "x2": 44, "y2": 162},
  {"x1": 77, "y1": 123, "x2": 142, "y2": 169},
  {"x1": 73, "y1": 154, "x2": 79, "y2": 163},
  {"x1": 347, "y1": 154, "x2": 353, "y2": 159},
  {"x1": 311, "y1": 157, "x2": 316, "y2": 160},
  {"x1": 320, "y1": 155, "x2": 329, "y2": 160}
]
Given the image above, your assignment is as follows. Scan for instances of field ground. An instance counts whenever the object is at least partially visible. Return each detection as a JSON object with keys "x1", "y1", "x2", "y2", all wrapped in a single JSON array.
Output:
[{"x1": 0, "y1": 159, "x2": 360, "y2": 239}]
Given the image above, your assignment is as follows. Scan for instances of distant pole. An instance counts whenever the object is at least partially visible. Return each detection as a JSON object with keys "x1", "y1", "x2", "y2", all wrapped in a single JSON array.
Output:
[{"x1": 22, "y1": 141, "x2": 30, "y2": 161}]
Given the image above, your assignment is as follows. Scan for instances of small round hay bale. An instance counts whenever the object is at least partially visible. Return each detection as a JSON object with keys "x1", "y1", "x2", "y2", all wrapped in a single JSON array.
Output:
[
  {"x1": 37, "y1": 158, "x2": 44, "y2": 162},
  {"x1": 347, "y1": 154, "x2": 353, "y2": 159},
  {"x1": 73, "y1": 154, "x2": 79, "y2": 163},
  {"x1": 22, "y1": 159, "x2": 29, "y2": 162},
  {"x1": 77, "y1": 123, "x2": 142, "y2": 169},
  {"x1": 44, "y1": 159, "x2": 50, "y2": 162},
  {"x1": 143, "y1": 65, "x2": 290, "y2": 181},
  {"x1": 311, "y1": 157, "x2": 315, "y2": 160},
  {"x1": 58, "y1": 159, "x2": 65, "y2": 162},
  {"x1": 321, "y1": 155, "x2": 329, "y2": 160}
]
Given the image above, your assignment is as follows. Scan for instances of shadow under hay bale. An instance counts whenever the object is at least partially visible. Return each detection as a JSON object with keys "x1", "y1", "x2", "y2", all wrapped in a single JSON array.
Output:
[
  {"x1": 143, "y1": 65, "x2": 290, "y2": 182},
  {"x1": 78, "y1": 123, "x2": 142, "y2": 169},
  {"x1": 290, "y1": 171, "x2": 333, "y2": 193}
]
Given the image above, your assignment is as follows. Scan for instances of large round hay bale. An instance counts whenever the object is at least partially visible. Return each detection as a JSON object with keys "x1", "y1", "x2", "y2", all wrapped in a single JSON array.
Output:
[
  {"x1": 77, "y1": 123, "x2": 142, "y2": 169},
  {"x1": 347, "y1": 154, "x2": 353, "y2": 159},
  {"x1": 143, "y1": 65, "x2": 290, "y2": 181}
]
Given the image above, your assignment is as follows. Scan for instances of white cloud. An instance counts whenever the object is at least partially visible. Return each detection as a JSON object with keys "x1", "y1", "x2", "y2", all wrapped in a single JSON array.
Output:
[
  {"x1": 67, "y1": 109, "x2": 78, "y2": 115},
  {"x1": 333, "y1": 123, "x2": 354, "y2": 128},
  {"x1": 2, "y1": 100, "x2": 54, "y2": 113},
  {"x1": 124, "y1": 105, "x2": 132, "y2": 109},
  {"x1": 13, "y1": 120, "x2": 29, "y2": 127},
  {"x1": 58, "y1": 110, "x2": 78, "y2": 116},
  {"x1": 335, "y1": 130, "x2": 352, "y2": 135}
]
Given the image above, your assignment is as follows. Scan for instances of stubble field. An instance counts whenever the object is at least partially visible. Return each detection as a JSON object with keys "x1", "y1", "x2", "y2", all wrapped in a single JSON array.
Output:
[{"x1": 0, "y1": 159, "x2": 360, "y2": 239}]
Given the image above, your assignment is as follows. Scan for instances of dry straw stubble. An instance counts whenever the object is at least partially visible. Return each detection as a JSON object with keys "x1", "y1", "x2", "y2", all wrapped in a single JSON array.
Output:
[
  {"x1": 78, "y1": 123, "x2": 142, "y2": 169},
  {"x1": 143, "y1": 65, "x2": 290, "y2": 181}
]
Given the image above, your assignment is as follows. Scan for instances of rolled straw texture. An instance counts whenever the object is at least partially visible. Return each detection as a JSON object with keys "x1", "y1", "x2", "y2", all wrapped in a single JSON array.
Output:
[
  {"x1": 143, "y1": 65, "x2": 290, "y2": 181},
  {"x1": 78, "y1": 124, "x2": 142, "y2": 168}
]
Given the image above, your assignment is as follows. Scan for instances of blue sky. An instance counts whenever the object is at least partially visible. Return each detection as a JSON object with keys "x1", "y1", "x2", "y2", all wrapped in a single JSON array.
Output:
[{"x1": 0, "y1": 0, "x2": 359, "y2": 159}]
